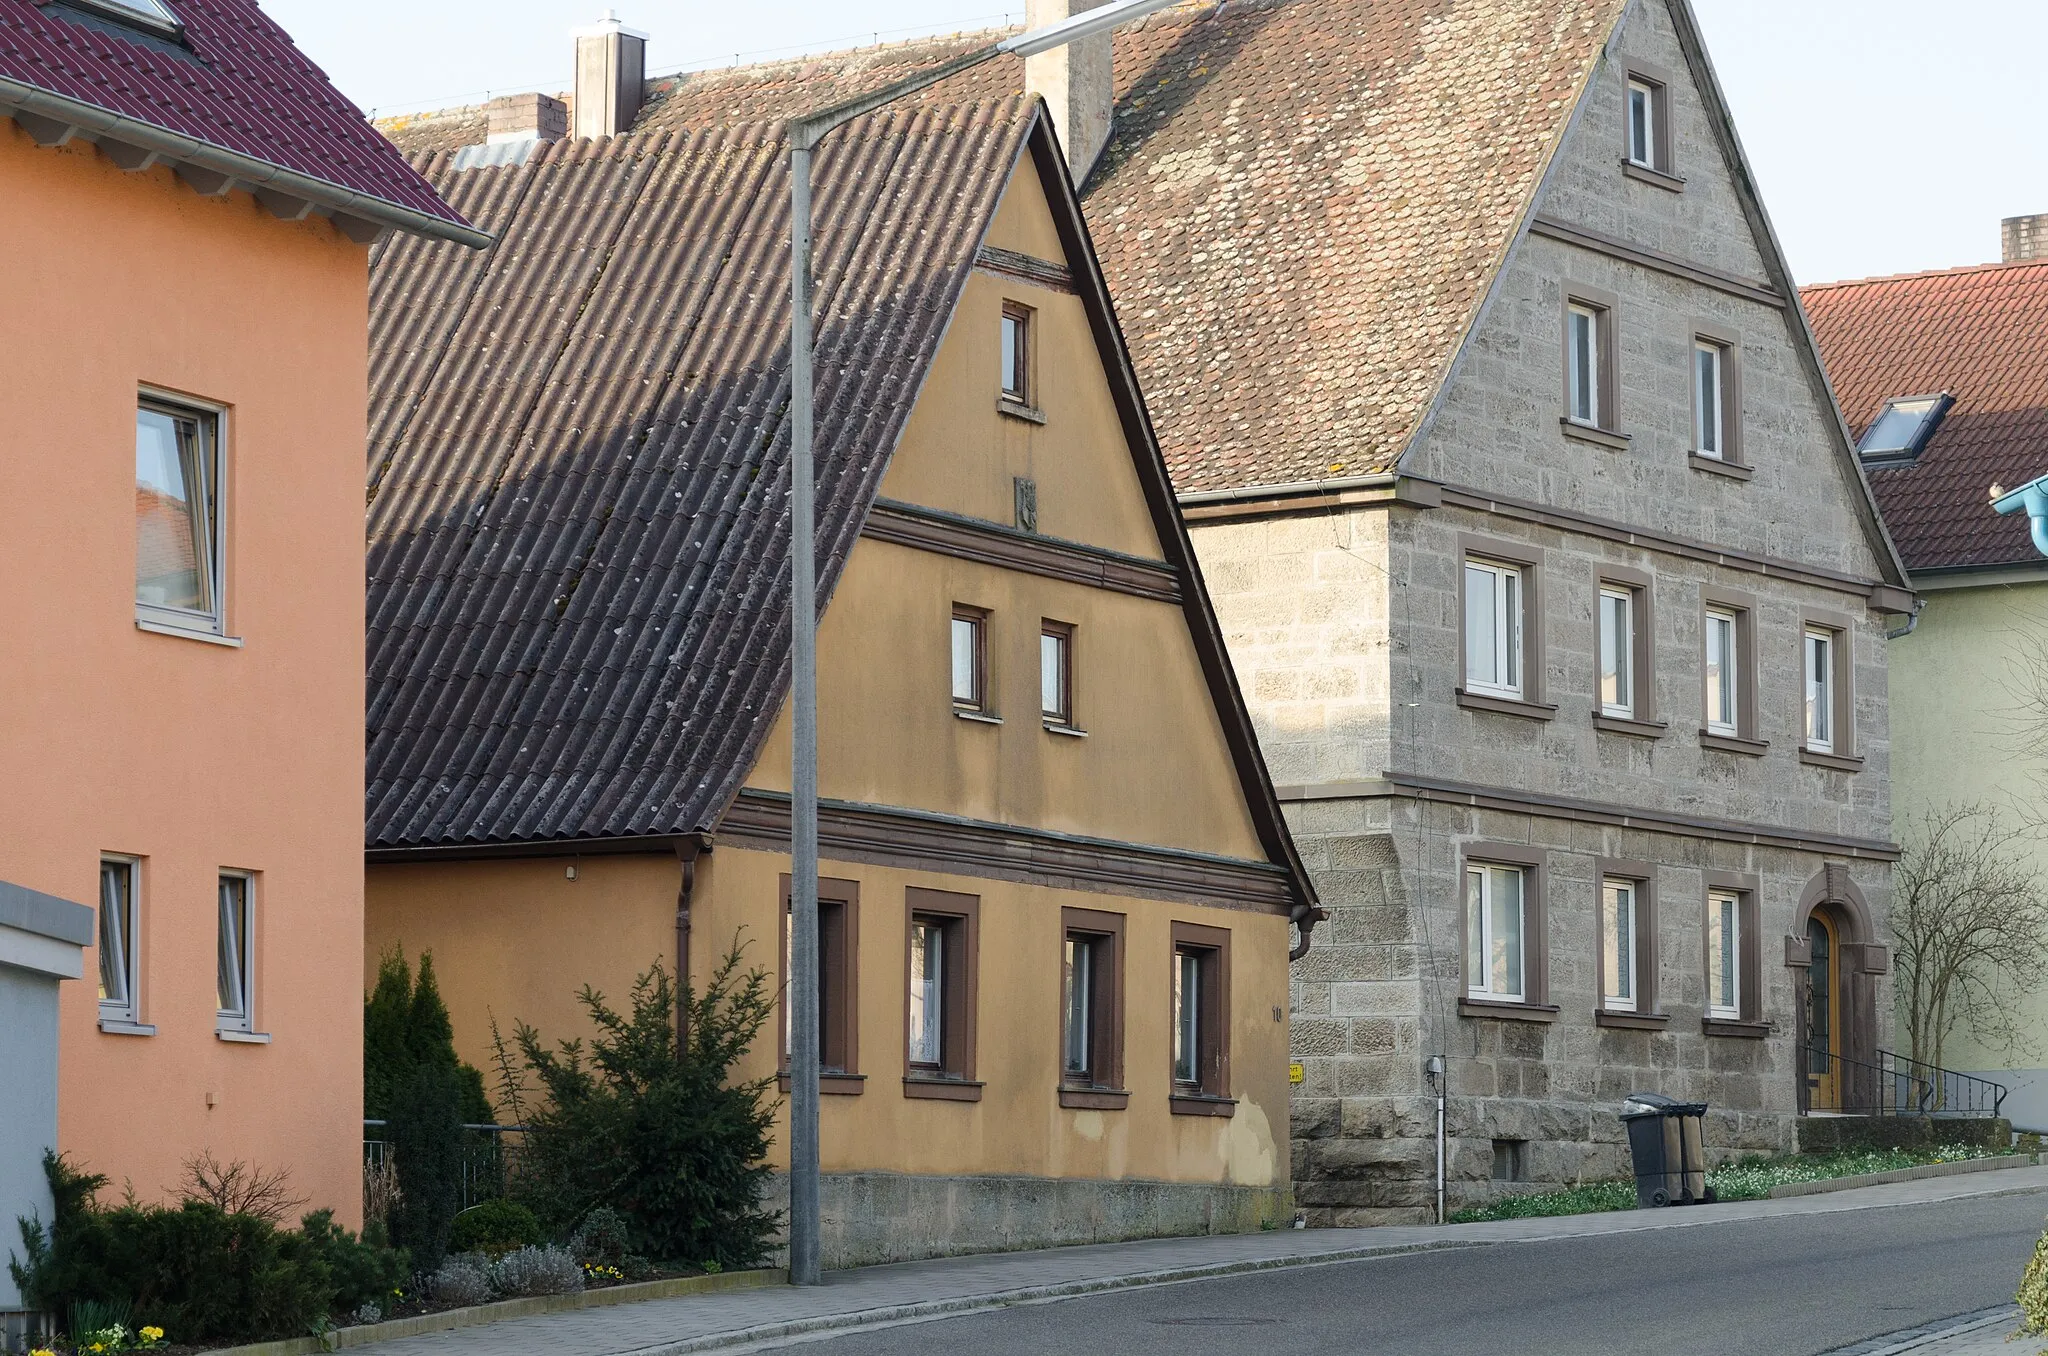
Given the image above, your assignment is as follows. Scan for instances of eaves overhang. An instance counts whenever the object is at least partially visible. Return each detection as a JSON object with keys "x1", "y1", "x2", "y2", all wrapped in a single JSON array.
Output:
[{"x1": 0, "y1": 76, "x2": 493, "y2": 249}]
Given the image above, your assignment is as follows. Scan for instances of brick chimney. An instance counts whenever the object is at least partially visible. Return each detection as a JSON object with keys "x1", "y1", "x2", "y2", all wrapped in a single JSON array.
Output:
[
  {"x1": 573, "y1": 11, "x2": 647, "y2": 140},
  {"x1": 1024, "y1": 0, "x2": 1114, "y2": 185},
  {"x1": 486, "y1": 93, "x2": 568, "y2": 145},
  {"x1": 2004, "y1": 214, "x2": 2048, "y2": 264}
]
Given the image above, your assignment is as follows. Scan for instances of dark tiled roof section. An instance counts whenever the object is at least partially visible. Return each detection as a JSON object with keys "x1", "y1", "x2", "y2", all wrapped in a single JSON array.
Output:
[
  {"x1": 1803, "y1": 259, "x2": 2048, "y2": 573},
  {"x1": 1, "y1": 0, "x2": 464, "y2": 227},
  {"x1": 363, "y1": 101, "x2": 1035, "y2": 849},
  {"x1": 377, "y1": 0, "x2": 1625, "y2": 494}
]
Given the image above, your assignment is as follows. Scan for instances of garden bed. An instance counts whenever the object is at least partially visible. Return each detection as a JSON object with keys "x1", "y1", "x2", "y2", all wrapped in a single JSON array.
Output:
[{"x1": 1449, "y1": 1144, "x2": 2014, "y2": 1223}]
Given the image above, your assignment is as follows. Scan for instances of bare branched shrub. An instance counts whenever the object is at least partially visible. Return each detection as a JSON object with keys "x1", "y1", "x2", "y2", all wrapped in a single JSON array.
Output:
[
  {"x1": 1893, "y1": 803, "x2": 2048, "y2": 1071},
  {"x1": 176, "y1": 1151, "x2": 306, "y2": 1223},
  {"x1": 363, "y1": 1155, "x2": 399, "y2": 1230}
]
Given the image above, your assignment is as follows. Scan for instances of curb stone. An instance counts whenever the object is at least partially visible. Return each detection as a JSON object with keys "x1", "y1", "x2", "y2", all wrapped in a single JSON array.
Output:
[
  {"x1": 196, "y1": 1269, "x2": 785, "y2": 1356},
  {"x1": 1819, "y1": 1306, "x2": 2024, "y2": 1355},
  {"x1": 1770, "y1": 1154, "x2": 2034, "y2": 1199}
]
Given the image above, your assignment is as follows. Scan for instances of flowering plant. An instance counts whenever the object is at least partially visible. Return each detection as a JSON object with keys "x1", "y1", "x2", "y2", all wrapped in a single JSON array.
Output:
[{"x1": 582, "y1": 1262, "x2": 625, "y2": 1284}]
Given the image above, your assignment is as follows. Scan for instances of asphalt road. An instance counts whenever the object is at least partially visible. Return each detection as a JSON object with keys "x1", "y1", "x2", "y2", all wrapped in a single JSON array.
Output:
[{"x1": 779, "y1": 1191, "x2": 2047, "y2": 1355}]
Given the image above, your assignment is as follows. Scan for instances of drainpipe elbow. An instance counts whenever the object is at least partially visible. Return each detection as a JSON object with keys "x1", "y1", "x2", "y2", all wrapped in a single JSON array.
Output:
[
  {"x1": 1288, "y1": 902, "x2": 1329, "y2": 961},
  {"x1": 1885, "y1": 597, "x2": 1925, "y2": 641}
]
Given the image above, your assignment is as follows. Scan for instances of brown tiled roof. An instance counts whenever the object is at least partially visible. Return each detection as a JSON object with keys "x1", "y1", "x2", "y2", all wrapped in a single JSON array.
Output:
[
  {"x1": 1803, "y1": 260, "x2": 2048, "y2": 573},
  {"x1": 364, "y1": 102, "x2": 1036, "y2": 849},
  {"x1": 380, "y1": 0, "x2": 1626, "y2": 493}
]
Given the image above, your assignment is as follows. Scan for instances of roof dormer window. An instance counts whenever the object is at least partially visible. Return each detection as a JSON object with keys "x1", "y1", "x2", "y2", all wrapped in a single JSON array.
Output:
[
  {"x1": 1856, "y1": 393, "x2": 1953, "y2": 464},
  {"x1": 47, "y1": 0, "x2": 183, "y2": 41}
]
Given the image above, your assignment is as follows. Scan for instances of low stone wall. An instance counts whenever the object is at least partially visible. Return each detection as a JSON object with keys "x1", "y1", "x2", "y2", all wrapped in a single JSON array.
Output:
[
  {"x1": 760, "y1": 1173, "x2": 1289, "y2": 1270},
  {"x1": 1796, "y1": 1116, "x2": 2011, "y2": 1154}
]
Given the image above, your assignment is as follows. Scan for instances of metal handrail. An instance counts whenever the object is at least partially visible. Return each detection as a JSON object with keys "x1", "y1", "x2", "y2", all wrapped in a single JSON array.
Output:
[{"x1": 1804, "y1": 1046, "x2": 2007, "y2": 1118}]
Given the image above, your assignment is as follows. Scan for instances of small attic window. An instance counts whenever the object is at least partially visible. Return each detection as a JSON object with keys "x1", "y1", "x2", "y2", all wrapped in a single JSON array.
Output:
[
  {"x1": 1857, "y1": 393, "x2": 1953, "y2": 464},
  {"x1": 50, "y1": 0, "x2": 183, "y2": 40}
]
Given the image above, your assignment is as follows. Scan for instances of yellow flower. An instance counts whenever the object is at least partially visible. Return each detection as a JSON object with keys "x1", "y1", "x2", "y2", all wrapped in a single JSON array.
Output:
[
  {"x1": 31, "y1": 1347, "x2": 57, "y2": 1356},
  {"x1": 142, "y1": 1327, "x2": 166, "y2": 1342}
]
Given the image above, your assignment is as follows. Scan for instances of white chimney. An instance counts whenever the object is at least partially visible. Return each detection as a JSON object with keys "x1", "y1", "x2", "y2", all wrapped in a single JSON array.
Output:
[
  {"x1": 573, "y1": 11, "x2": 648, "y2": 140},
  {"x1": 1024, "y1": 0, "x2": 1114, "y2": 184}
]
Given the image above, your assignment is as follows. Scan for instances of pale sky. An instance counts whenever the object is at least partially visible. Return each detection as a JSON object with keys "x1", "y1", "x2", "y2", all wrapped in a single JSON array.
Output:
[{"x1": 261, "y1": 0, "x2": 2047, "y2": 285}]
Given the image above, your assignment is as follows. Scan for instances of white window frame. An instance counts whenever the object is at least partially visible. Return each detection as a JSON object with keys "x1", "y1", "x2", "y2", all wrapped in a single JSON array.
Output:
[
  {"x1": 217, "y1": 871, "x2": 256, "y2": 1036},
  {"x1": 1599, "y1": 586, "x2": 1635, "y2": 718},
  {"x1": 1704, "y1": 608, "x2": 1739, "y2": 736},
  {"x1": 907, "y1": 916, "x2": 943, "y2": 1069},
  {"x1": 1694, "y1": 339, "x2": 1726, "y2": 460},
  {"x1": 1063, "y1": 933, "x2": 1095, "y2": 1081},
  {"x1": 1601, "y1": 878, "x2": 1637, "y2": 1013},
  {"x1": 1805, "y1": 628, "x2": 1835, "y2": 754},
  {"x1": 1566, "y1": 304, "x2": 1602, "y2": 427},
  {"x1": 1707, "y1": 889, "x2": 1742, "y2": 1020},
  {"x1": 1465, "y1": 863, "x2": 1527, "y2": 1003},
  {"x1": 1171, "y1": 947, "x2": 1202, "y2": 1086},
  {"x1": 1463, "y1": 558, "x2": 1524, "y2": 700},
  {"x1": 950, "y1": 607, "x2": 986, "y2": 713},
  {"x1": 135, "y1": 389, "x2": 229, "y2": 640},
  {"x1": 97, "y1": 856, "x2": 149, "y2": 1033},
  {"x1": 1627, "y1": 78, "x2": 1659, "y2": 168}
]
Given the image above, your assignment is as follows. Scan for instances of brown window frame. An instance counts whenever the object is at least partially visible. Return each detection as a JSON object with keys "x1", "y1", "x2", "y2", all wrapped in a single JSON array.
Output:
[
  {"x1": 1000, "y1": 300, "x2": 1034, "y2": 408},
  {"x1": 951, "y1": 604, "x2": 991, "y2": 717},
  {"x1": 1457, "y1": 842, "x2": 1555, "y2": 1021},
  {"x1": 903, "y1": 888, "x2": 981, "y2": 1101},
  {"x1": 1594, "y1": 859, "x2": 1665, "y2": 1029},
  {"x1": 1457, "y1": 534, "x2": 1554, "y2": 721},
  {"x1": 777, "y1": 875, "x2": 864, "y2": 1095},
  {"x1": 1592, "y1": 564, "x2": 1661, "y2": 734},
  {"x1": 1689, "y1": 320, "x2": 1746, "y2": 475},
  {"x1": 1561, "y1": 284, "x2": 1622, "y2": 440},
  {"x1": 1040, "y1": 619, "x2": 1076, "y2": 730},
  {"x1": 1799, "y1": 608, "x2": 1861, "y2": 770},
  {"x1": 1702, "y1": 872, "x2": 1764, "y2": 1035},
  {"x1": 1699, "y1": 586, "x2": 1764, "y2": 753},
  {"x1": 1060, "y1": 907, "x2": 1127, "y2": 1110},
  {"x1": 1623, "y1": 67, "x2": 1674, "y2": 175},
  {"x1": 1169, "y1": 921, "x2": 1234, "y2": 1116}
]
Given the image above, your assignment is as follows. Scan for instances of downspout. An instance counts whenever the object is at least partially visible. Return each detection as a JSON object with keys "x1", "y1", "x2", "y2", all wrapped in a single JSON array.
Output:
[
  {"x1": 1288, "y1": 903, "x2": 1328, "y2": 961},
  {"x1": 673, "y1": 840, "x2": 703, "y2": 1046},
  {"x1": 1885, "y1": 599, "x2": 1924, "y2": 642},
  {"x1": 1992, "y1": 475, "x2": 2048, "y2": 559}
]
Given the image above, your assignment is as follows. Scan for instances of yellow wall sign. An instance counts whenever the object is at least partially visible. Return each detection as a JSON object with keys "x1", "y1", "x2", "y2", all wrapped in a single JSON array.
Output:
[{"x1": 1289, "y1": 1062, "x2": 1305, "y2": 1084}]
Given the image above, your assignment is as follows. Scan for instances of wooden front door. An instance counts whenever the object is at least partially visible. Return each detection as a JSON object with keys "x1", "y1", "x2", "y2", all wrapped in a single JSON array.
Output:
[{"x1": 1805, "y1": 913, "x2": 1842, "y2": 1110}]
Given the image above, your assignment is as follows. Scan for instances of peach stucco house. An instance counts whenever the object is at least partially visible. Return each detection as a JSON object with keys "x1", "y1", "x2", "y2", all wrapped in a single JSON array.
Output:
[{"x1": 0, "y1": 0, "x2": 480, "y2": 1255}]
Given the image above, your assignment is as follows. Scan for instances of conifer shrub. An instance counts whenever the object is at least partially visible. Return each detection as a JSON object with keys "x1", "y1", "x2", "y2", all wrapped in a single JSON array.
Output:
[
  {"x1": 387, "y1": 1059, "x2": 464, "y2": 1275},
  {"x1": 448, "y1": 1199, "x2": 542, "y2": 1257},
  {"x1": 495, "y1": 939, "x2": 779, "y2": 1269}
]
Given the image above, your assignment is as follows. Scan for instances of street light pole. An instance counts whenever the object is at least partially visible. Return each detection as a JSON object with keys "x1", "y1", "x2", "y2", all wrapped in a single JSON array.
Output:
[{"x1": 783, "y1": 0, "x2": 1180, "y2": 1286}]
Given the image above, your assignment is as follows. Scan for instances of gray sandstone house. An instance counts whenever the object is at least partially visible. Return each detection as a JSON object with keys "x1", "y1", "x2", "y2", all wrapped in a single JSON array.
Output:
[{"x1": 382, "y1": 0, "x2": 1915, "y2": 1223}]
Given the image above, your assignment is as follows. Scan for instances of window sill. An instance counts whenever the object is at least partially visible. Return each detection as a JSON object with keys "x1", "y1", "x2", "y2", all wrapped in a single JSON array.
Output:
[
  {"x1": 1800, "y1": 748, "x2": 1864, "y2": 773},
  {"x1": 1169, "y1": 1093, "x2": 1238, "y2": 1118},
  {"x1": 1059, "y1": 1086, "x2": 1130, "y2": 1111},
  {"x1": 998, "y1": 398, "x2": 1046, "y2": 425},
  {"x1": 1698, "y1": 731, "x2": 1768, "y2": 756},
  {"x1": 1560, "y1": 419, "x2": 1631, "y2": 451},
  {"x1": 136, "y1": 618, "x2": 242, "y2": 648},
  {"x1": 1456, "y1": 689, "x2": 1557, "y2": 721},
  {"x1": 1621, "y1": 160, "x2": 1687, "y2": 193},
  {"x1": 1458, "y1": 998, "x2": 1560, "y2": 1023},
  {"x1": 1043, "y1": 722, "x2": 1088, "y2": 738},
  {"x1": 777, "y1": 1072, "x2": 867, "y2": 1096},
  {"x1": 954, "y1": 709, "x2": 1003, "y2": 726},
  {"x1": 217, "y1": 1029, "x2": 272, "y2": 1045},
  {"x1": 1592, "y1": 713, "x2": 1668, "y2": 739},
  {"x1": 1703, "y1": 1017, "x2": 1771, "y2": 1040},
  {"x1": 1688, "y1": 452, "x2": 1752, "y2": 481},
  {"x1": 98, "y1": 1017, "x2": 157, "y2": 1036},
  {"x1": 1595, "y1": 1009, "x2": 1671, "y2": 1030},
  {"x1": 903, "y1": 1075, "x2": 983, "y2": 1102}
]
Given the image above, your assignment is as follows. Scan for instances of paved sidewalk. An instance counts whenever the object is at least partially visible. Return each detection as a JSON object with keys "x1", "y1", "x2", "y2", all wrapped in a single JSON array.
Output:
[
  {"x1": 347, "y1": 1167, "x2": 2048, "y2": 1356},
  {"x1": 1842, "y1": 1307, "x2": 2042, "y2": 1355}
]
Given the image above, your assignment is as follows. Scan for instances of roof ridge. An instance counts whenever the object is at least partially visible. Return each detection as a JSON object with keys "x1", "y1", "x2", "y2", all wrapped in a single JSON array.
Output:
[{"x1": 1802, "y1": 255, "x2": 2048, "y2": 292}]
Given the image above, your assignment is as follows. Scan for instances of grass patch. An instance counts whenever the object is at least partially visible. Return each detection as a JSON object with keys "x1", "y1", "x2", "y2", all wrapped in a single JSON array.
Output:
[{"x1": 1449, "y1": 1143, "x2": 2007, "y2": 1223}]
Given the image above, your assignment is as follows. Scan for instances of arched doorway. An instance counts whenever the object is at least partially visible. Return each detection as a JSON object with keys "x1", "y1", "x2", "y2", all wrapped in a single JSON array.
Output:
[{"x1": 1805, "y1": 911, "x2": 1841, "y2": 1110}]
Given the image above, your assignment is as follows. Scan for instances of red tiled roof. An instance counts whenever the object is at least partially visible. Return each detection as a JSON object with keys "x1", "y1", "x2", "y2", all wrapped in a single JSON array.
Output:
[
  {"x1": 0, "y1": 0, "x2": 467, "y2": 233},
  {"x1": 381, "y1": 0, "x2": 1626, "y2": 494},
  {"x1": 1803, "y1": 259, "x2": 2048, "y2": 573}
]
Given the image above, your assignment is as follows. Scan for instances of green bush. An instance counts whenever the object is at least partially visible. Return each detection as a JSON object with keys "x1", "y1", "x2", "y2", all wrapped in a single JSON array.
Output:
[
  {"x1": 8, "y1": 1153, "x2": 406, "y2": 1345},
  {"x1": 496, "y1": 940, "x2": 779, "y2": 1269},
  {"x1": 388, "y1": 1060, "x2": 464, "y2": 1275},
  {"x1": 449, "y1": 1199, "x2": 542, "y2": 1257},
  {"x1": 365, "y1": 947, "x2": 494, "y2": 1126},
  {"x1": 2020, "y1": 1221, "x2": 2048, "y2": 1335}
]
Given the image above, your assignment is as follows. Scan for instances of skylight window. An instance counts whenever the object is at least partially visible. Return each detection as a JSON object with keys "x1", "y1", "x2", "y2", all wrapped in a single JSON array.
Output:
[
  {"x1": 1857, "y1": 393, "x2": 1953, "y2": 463},
  {"x1": 61, "y1": 0, "x2": 184, "y2": 40}
]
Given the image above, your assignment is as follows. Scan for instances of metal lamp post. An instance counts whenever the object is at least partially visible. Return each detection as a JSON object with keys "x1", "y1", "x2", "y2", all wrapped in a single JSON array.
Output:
[{"x1": 783, "y1": 0, "x2": 1178, "y2": 1287}]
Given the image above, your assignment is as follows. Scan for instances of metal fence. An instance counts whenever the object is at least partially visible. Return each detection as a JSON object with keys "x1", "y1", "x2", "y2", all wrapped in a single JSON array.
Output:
[
  {"x1": 362, "y1": 1121, "x2": 527, "y2": 1212},
  {"x1": 1804, "y1": 1048, "x2": 2007, "y2": 1118}
]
